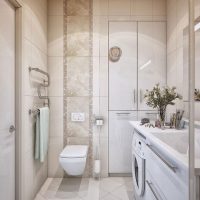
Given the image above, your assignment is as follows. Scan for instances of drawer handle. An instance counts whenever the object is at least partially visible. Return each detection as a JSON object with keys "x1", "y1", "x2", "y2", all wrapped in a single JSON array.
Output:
[
  {"x1": 146, "y1": 112, "x2": 158, "y2": 115},
  {"x1": 116, "y1": 113, "x2": 131, "y2": 115},
  {"x1": 147, "y1": 144, "x2": 178, "y2": 173},
  {"x1": 146, "y1": 180, "x2": 163, "y2": 200}
]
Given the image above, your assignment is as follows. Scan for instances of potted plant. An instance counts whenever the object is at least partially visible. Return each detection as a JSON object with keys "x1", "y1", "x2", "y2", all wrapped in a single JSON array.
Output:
[{"x1": 144, "y1": 84, "x2": 182, "y2": 128}]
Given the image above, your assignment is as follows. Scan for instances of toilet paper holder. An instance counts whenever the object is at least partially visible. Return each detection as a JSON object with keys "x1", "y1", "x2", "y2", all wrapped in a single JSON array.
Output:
[{"x1": 94, "y1": 116, "x2": 104, "y2": 127}]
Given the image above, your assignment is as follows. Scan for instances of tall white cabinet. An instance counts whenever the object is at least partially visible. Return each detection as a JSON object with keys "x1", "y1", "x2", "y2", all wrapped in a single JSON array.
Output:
[
  {"x1": 138, "y1": 22, "x2": 166, "y2": 110},
  {"x1": 109, "y1": 21, "x2": 166, "y2": 174},
  {"x1": 109, "y1": 22, "x2": 138, "y2": 111}
]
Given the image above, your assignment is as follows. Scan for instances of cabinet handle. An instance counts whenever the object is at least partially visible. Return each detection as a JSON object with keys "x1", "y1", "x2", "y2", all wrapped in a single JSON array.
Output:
[
  {"x1": 146, "y1": 112, "x2": 158, "y2": 115},
  {"x1": 146, "y1": 180, "x2": 163, "y2": 200},
  {"x1": 116, "y1": 113, "x2": 131, "y2": 115},
  {"x1": 140, "y1": 89, "x2": 143, "y2": 103},
  {"x1": 147, "y1": 144, "x2": 178, "y2": 173}
]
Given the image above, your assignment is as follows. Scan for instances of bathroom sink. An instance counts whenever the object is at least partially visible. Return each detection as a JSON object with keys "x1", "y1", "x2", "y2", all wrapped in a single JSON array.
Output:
[
  {"x1": 151, "y1": 129, "x2": 200, "y2": 158},
  {"x1": 151, "y1": 131, "x2": 188, "y2": 155}
]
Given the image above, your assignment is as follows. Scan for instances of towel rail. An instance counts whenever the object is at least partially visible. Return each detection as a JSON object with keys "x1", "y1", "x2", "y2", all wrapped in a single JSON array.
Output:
[
  {"x1": 29, "y1": 109, "x2": 40, "y2": 115},
  {"x1": 29, "y1": 66, "x2": 50, "y2": 113},
  {"x1": 29, "y1": 66, "x2": 50, "y2": 87}
]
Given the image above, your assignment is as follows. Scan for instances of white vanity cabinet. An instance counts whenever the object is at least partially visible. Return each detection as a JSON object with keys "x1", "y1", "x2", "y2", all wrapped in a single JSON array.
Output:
[
  {"x1": 145, "y1": 144, "x2": 188, "y2": 200},
  {"x1": 146, "y1": 172, "x2": 167, "y2": 200}
]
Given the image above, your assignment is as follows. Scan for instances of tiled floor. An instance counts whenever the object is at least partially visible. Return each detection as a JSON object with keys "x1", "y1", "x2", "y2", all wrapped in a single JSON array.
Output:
[{"x1": 35, "y1": 177, "x2": 135, "y2": 200}]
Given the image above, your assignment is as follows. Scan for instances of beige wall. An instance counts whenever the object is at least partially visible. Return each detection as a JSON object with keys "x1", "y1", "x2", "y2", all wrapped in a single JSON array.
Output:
[
  {"x1": 166, "y1": 0, "x2": 200, "y2": 119},
  {"x1": 93, "y1": 0, "x2": 167, "y2": 177},
  {"x1": 21, "y1": 0, "x2": 48, "y2": 199},
  {"x1": 47, "y1": 0, "x2": 64, "y2": 178}
]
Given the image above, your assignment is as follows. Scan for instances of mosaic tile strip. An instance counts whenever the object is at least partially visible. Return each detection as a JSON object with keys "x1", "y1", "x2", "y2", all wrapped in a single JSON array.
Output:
[{"x1": 63, "y1": 0, "x2": 93, "y2": 177}]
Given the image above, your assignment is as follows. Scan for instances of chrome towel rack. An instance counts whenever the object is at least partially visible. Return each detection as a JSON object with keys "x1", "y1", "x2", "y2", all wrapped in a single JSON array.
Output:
[
  {"x1": 29, "y1": 66, "x2": 50, "y2": 115},
  {"x1": 29, "y1": 66, "x2": 50, "y2": 86}
]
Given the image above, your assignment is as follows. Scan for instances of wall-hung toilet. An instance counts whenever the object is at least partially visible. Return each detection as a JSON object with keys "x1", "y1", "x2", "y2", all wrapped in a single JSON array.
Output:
[{"x1": 59, "y1": 145, "x2": 88, "y2": 176}]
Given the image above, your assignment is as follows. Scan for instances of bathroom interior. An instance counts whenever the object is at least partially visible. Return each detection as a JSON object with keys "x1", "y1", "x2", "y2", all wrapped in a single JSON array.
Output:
[{"x1": 1, "y1": 0, "x2": 200, "y2": 199}]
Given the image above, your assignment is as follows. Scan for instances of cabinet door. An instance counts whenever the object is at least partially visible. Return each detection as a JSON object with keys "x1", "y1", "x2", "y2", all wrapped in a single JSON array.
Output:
[
  {"x1": 109, "y1": 22, "x2": 137, "y2": 111},
  {"x1": 138, "y1": 22, "x2": 166, "y2": 110},
  {"x1": 146, "y1": 172, "x2": 167, "y2": 200},
  {"x1": 109, "y1": 111, "x2": 137, "y2": 173}
]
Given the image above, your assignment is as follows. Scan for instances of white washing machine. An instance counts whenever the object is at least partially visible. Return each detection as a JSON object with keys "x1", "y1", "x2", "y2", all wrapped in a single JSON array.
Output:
[{"x1": 132, "y1": 131, "x2": 146, "y2": 200}]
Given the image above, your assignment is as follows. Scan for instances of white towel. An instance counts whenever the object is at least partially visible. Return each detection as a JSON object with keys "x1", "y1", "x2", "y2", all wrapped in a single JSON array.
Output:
[{"x1": 35, "y1": 107, "x2": 50, "y2": 162}]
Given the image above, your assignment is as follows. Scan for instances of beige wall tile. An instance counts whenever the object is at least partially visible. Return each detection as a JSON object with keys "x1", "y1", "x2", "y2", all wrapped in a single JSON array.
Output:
[
  {"x1": 67, "y1": 0, "x2": 90, "y2": 16},
  {"x1": 66, "y1": 97, "x2": 90, "y2": 138},
  {"x1": 93, "y1": 57, "x2": 100, "y2": 97},
  {"x1": 24, "y1": 7, "x2": 32, "y2": 41},
  {"x1": 67, "y1": 137, "x2": 89, "y2": 145},
  {"x1": 93, "y1": 0, "x2": 108, "y2": 16},
  {"x1": 32, "y1": 8, "x2": 47, "y2": 54},
  {"x1": 66, "y1": 16, "x2": 90, "y2": 56},
  {"x1": 49, "y1": 97, "x2": 63, "y2": 138},
  {"x1": 131, "y1": 0, "x2": 153, "y2": 16},
  {"x1": 99, "y1": 57, "x2": 108, "y2": 97},
  {"x1": 23, "y1": 152, "x2": 36, "y2": 200},
  {"x1": 100, "y1": 137, "x2": 109, "y2": 177},
  {"x1": 48, "y1": 16, "x2": 64, "y2": 57},
  {"x1": 109, "y1": 0, "x2": 131, "y2": 16},
  {"x1": 153, "y1": 0, "x2": 166, "y2": 16},
  {"x1": 48, "y1": 0, "x2": 63, "y2": 16},
  {"x1": 48, "y1": 57, "x2": 63, "y2": 97},
  {"x1": 66, "y1": 57, "x2": 90, "y2": 96},
  {"x1": 48, "y1": 137, "x2": 64, "y2": 178}
]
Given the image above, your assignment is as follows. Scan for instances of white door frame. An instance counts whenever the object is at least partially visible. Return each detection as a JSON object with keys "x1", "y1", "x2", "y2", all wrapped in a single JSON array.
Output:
[{"x1": 7, "y1": 0, "x2": 23, "y2": 200}]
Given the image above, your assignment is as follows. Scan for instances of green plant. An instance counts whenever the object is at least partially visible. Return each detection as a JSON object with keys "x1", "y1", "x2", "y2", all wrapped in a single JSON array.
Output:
[
  {"x1": 144, "y1": 84, "x2": 182, "y2": 124},
  {"x1": 195, "y1": 89, "x2": 200, "y2": 101}
]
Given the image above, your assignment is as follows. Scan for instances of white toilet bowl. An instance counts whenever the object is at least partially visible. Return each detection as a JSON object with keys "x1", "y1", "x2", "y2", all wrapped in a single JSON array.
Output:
[{"x1": 59, "y1": 145, "x2": 88, "y2": 176}]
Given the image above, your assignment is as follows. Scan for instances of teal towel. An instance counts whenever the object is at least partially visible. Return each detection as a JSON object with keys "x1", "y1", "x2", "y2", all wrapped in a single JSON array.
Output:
[
  {"x1": 34, "y1": 107, "x2": 50, "y2": 162},
  {"x1": 34, "y1": 113, "x2": 40, "y2": 160}
]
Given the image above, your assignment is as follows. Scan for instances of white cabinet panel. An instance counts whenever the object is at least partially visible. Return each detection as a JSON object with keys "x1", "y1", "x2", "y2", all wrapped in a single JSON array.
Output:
[
  {"x1": 109, "y1": 111, "x2": 137, "y2": 173},
  {"x1": 109, "y1": 22, "x2": 137, "y2": 110},
  {"x1": 138, "y1": 22, "x2": 166, "y2": 110}
]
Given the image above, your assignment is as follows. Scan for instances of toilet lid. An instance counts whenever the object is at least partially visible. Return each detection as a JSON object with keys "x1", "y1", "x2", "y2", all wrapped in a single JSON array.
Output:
[{"x1": 60, "y1": 145, "x2": 88, "y2": 158}]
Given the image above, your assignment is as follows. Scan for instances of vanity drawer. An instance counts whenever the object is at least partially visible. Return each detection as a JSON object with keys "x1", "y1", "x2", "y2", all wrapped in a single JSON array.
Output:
[
  {"x1": 146, "y1": 171, "x2": 166, "y2": 200},
  {"x1": 146, "y1": 145, "x2": 188, "y2": 200}
]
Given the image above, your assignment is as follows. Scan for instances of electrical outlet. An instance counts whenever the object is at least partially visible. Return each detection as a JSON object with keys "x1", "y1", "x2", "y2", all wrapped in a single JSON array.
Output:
[{"x1": 71, "y1": 113, "x2": 85, "y2": 122}]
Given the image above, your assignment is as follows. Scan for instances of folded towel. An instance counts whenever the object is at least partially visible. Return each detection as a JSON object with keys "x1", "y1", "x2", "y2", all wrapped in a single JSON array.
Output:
[{"x1": 34, "y1": 107, "x2": 50, "y2": 162}]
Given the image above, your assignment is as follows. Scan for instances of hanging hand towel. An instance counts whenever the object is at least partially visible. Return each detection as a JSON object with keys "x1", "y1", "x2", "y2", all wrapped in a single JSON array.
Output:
[
  {"x1": 39, "y1": 107, "x2": 50, "y2": 162},
  {"x1": 34, "y1": 113, "x2": 40, "y2": 160}
]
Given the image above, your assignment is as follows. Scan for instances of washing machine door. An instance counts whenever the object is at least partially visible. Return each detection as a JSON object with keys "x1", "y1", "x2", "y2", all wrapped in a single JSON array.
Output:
[{"x1": 132, "y1": 152, "x2": 145, "y2": 197}]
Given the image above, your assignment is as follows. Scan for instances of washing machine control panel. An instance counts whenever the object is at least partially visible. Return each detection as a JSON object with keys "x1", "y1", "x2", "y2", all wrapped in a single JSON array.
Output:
[{"x1": 132, "y1": 133, "x2": 146, "y2": 159}]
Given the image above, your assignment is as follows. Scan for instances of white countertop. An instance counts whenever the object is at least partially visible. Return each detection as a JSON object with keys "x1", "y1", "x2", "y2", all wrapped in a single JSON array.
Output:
[{"x1": 129, "y1": 121, "x2": 200, "y2": 176}]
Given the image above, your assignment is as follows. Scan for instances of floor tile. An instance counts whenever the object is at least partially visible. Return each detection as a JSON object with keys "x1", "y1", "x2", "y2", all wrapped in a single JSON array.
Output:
[{"x1": 35, "y1": 177, "x2": 134, "y2": 200}]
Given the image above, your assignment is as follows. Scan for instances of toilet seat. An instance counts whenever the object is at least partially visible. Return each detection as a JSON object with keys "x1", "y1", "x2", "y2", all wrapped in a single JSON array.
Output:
[
  {"x1": 59, "y1": 145, "x2": 88, "y2": 176},
  {"x1": 60, "y1": 145, "x2": 88, "y2": 158}
]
